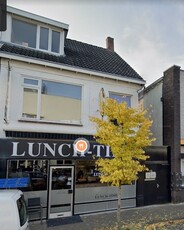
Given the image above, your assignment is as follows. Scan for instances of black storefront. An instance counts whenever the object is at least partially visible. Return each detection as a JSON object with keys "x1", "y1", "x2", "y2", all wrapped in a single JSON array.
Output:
[
  {"x1": 0, "y1": 137, "x2": 171, "y2": 220},
  {"x1": 0, "y1": 137, "x2": 137, "y2": 220}
]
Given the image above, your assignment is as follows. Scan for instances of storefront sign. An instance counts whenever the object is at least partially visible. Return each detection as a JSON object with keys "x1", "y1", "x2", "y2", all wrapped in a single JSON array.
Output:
[
  {"x1": 73, "y1": 138, "x2": 90, "y2": 155},
  {"x1": 0, "y1": 138, "x2": 113, "y2": 159},
  {"x1": 145, "y1": 171, "x2": 157, "y2": 181},
  {"x1": 95, "y1": 193, "x2": 117, "y2": 200}
]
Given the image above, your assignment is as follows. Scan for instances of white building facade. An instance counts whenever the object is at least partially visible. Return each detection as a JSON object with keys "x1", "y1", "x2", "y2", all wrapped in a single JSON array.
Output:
[{"x1": 0, "y1": 6, "x2": 145, "y2": 220}]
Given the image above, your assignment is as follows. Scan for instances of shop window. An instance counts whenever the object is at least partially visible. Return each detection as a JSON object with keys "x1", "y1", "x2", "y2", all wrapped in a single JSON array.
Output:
[
  {"x1": 75, "y1": 160, "x2": 134, "y2": 187},
  {"x1": 109, "y1": 92, "x2": 131, "y2": 107},
  {"x1": 21, "y1": 78, "x2": 82, "y2": 124},
  {"x1": 7, "y1": 160, "x2": 48, "y2": 191},
  {"x1": 11, "y1": 18, "x2": 61, "y2": 54},
  {"x1": 76, "y1": 160, "x2": 104, "y2": 188}
]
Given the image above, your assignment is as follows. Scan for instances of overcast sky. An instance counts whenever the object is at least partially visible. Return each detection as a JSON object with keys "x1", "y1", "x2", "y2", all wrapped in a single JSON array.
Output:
[{"x1": 7, "y1": 0, "x2": 184, "y2": 86}]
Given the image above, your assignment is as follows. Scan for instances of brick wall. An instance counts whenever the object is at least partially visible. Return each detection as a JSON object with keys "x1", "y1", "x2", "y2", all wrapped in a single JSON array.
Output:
[{"x1": 163, "y1": 65, "x2": 183, "y2": 202}]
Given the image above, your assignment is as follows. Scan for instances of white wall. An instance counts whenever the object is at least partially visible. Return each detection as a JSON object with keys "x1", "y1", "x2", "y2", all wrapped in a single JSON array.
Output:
[
  {"x1": 0, "y1": 60, "x2": 9, "y2": 127},
  {"x1": 0, "y1": 58, "x2": 141, "y2": 138},
  {"x1": 142, "y1": 80, "x2": 163, "y2": 146}
]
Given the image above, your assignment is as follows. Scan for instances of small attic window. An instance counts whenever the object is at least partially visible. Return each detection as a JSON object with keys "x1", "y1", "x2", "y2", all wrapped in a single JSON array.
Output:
[
  {"x1": 39, "y1": 27, "x2": 49, "y2": 50},
  {"x1": 12, "y1": 18, "x2": 37, "y2": 48},
  {"x1": 11, "y1": 17, "x2": 61, "y2": 54},
  {"x1": 51, "y1": 30, "x2": 60, "y2": 53}
]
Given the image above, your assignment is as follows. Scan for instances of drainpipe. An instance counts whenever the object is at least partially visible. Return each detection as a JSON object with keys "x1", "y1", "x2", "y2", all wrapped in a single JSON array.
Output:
[{"x1": 4, "y1": 61, "x2": 11, "y2": 123}]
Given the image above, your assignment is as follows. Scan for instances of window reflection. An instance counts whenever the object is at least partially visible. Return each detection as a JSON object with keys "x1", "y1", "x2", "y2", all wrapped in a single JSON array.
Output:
[
  {"x1": 7, "y1": 160, "x2": 48, "y2": 191},
  {"x1": 40, "y1": 27, "x2": 49, "y2": 50},
  {"x1": 51, "y1": 168, "x2": 72, "y2": 190},
  {"x1": 12, "y1": 18, "x2": 37, "y2": 48},
  {"x1": 51, "y1": 31, "x2": 60, "y2": 53},
  {"x1": 76, "y1": 160, "x2": 101, "y2": 188},
  {"x1": 109, "y1": 92, "x2": 131, "y2": 107},
  {"x1": 11, "y1": 18, "x2": 61, "y2": 54}
]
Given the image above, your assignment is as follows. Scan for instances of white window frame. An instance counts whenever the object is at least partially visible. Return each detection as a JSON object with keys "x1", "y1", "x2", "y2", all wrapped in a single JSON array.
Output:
[
  {"x1": 109, "y1": 91, "x2": 132, "y2": 107},
  {"x1": 21, "y1": 78, "x2": 41, "y2": 120},
  {"x1": 20, "y1": 77, "x2": 82, "y2": 125},
  {"x1": 51, "y1": 30, "x2": 61, "y2": 53},
  {"x1": 11, "y1": 16, "x2": 62, "y2": 55},
  {"x1": 38, "y1": 26, "x2": 49, "y2": 51}
]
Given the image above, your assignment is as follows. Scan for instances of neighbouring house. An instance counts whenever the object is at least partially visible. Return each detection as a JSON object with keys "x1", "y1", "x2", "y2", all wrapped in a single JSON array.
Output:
[
  {"x1": 0, "y1": 6, "x2": 147, "y2": 220},
  {"x1": 139, "y1": 65, "x2": 184, "y2": 204}
]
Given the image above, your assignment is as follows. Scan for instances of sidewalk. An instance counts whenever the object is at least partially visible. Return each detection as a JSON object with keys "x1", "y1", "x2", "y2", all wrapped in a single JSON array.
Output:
[{"x1": 29, "y1": 203, "x2": 184, "y2": 230}]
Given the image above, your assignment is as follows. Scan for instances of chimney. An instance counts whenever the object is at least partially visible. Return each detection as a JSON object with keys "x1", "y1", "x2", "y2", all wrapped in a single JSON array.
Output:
[{"x1": 106, "y1": 37, "x2": 114, "y2": 51}]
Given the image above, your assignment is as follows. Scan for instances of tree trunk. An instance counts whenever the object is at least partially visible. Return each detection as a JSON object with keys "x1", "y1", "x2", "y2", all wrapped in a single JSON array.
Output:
[{"x1": 117, "y1": 185, "x2": 121, "y2": 229}]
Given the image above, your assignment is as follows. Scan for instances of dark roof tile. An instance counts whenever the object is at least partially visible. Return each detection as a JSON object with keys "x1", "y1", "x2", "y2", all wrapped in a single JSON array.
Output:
[{"x1": 0, "y1": 38, "x2": 144, "y2": 81}]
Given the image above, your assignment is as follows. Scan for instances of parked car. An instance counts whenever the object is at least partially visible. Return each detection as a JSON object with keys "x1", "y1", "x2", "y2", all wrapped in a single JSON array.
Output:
[{"x1": 0, "y1": 189, "x2": 29, "y2": 230}]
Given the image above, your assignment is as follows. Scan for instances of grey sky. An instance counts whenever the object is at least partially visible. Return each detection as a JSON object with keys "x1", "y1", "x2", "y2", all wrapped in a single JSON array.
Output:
[{"x1": 7, "y1": 0, "x2": 184, "y2": 86}]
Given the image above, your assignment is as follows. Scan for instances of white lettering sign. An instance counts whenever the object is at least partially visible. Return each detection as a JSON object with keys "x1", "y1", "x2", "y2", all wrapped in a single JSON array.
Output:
[{"x1": 10, "y1": 140, "x2": 113, "y2": 159}]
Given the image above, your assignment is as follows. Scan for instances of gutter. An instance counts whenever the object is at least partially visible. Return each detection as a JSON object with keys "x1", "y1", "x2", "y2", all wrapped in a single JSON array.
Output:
[{"x1": 0, "y1": 52, "x2": 146, "y2": 86}]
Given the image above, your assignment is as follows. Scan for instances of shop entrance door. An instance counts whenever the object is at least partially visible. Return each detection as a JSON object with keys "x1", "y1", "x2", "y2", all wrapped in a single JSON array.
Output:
[
  {"x1": 143, "y1": 164, "x2": 170, "y2": 205},
  {"x1": 48, "y1": 166, "x2": 74, "y2": 219}
]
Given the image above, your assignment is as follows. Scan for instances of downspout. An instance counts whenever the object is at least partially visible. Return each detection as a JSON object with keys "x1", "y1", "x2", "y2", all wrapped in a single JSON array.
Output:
[
  {"x1": 4, "y1": 60, "x2": 11, "y2": 123},
  {"x1": 137, "y1": 84, "x2": 145, "y2": 94}
]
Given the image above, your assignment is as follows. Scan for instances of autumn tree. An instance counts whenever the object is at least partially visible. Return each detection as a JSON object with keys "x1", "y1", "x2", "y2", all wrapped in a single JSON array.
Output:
[{"x1": 90, "y1": 98, "x2": 155, "y2": 228}]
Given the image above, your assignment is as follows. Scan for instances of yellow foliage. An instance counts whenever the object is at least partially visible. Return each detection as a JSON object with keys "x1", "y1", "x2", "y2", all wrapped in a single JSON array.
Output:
[{"x1": 90, "y1": 98, "x2": 155, "y2": 187}]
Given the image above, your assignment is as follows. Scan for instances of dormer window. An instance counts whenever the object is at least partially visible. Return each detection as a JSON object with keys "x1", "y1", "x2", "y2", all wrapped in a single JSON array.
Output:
[
  {"x1": 11, "y1": 17, "x2": 62, "y2": 54},
  {"x1": 39, "y1": 27, "x2": 49, "y2": 50},
  {"x1": 52, "y1": 30, "x2": 60, "y2": 53},
  {"x1": 12, "y1": 18, "x2": 37, "y2": 48}
]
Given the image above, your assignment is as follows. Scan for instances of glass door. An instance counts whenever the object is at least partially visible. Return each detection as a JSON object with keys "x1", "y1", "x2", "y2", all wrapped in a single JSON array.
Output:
[{"x1": 48, "y1": 166, "x2": 74, "y2": 218}]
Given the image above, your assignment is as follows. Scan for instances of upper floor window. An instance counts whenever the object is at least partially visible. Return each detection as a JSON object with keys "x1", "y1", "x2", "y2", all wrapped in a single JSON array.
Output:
[
  {"x1": 52, "y1": 30, "x2": 60, "y2": 53},
  {"x1": 39, "y1": 27, "x2": 49, "y2": 50},
  {"x1": 109, "y1": 92, "x2": 131, "y2": 107},
  {"x1": 22, "y1": 78, "x2": 82, "y2": 124},
  {"x1": 11, "y1": 18, "x2": 61, "y2": 54},
  {"x1": 12, "y1": 18, "x2": 37, "y2": 48}
]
